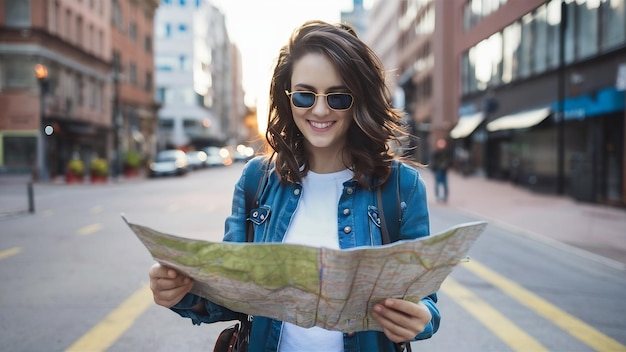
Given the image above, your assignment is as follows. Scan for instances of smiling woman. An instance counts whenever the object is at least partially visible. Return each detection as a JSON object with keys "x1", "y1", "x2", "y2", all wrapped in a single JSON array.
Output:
[{"x1": 148, "y1": 19, "x2": 439, "y2": 352}]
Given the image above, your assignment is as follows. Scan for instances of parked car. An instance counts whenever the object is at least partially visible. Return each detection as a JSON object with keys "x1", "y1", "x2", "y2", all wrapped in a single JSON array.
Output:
[
  {"x1": 202, "y1": 146, "x2": 232, "y2": 167},
  {"x1": 232, "y1": 144, "x2": 255, "y2": 163},
  {"x1": 148, "y1": 150, "x2": 189, "y2": 177},
  {"x1": 186, "y1": 150, "x2": 207, "y2": 170}
]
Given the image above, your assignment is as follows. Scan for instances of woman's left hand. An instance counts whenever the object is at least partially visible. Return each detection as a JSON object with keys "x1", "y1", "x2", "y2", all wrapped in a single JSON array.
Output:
[{"x1": 371, "y1": 298, "x2": 432, "y2": 343}]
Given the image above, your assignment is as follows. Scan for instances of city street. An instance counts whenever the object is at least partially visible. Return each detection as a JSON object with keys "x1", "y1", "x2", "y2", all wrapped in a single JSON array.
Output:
[{"x1": 1, "y1": 164, "x2": 625, "y2": 351}]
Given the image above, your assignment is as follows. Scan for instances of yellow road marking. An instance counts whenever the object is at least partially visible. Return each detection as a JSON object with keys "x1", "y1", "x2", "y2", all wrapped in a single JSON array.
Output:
[
  {"x1": 77, "y1": 223, "x2": 102, "y2": 236},
  {"x1": 442, "y1": 277, "x2": 548, "y2": 351},
  {"x1": 0, "y1": 247, "x2": 22, "y2": 260},
  {"x1": 464, "y1": 260, "x2": 626, "y2": 351},
  {"x1": 65, "y1": 284, "x2": 153, "y2": 352}
]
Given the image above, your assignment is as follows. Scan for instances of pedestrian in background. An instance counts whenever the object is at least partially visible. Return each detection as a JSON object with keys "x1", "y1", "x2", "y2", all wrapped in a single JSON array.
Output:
[
  {"x1": 148, "y1": 20, "x2": 440, "y2": 352},
  {"x1": 431, "y1": 138, "x2": 450, "y2": 202}
]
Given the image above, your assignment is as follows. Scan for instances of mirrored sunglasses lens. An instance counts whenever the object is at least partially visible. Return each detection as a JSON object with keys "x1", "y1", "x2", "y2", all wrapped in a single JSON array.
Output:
[
  {"x1": 291, "y1": 92, "x2": 316, "y2": 108},
  {"x1": 327, "y1": 94, "x2": 353, "y2": 110}
]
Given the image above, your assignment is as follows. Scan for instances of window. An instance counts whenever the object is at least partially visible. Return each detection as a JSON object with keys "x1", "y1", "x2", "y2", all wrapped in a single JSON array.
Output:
[
  {"x1": 518, "y1": 14, "x2": 533, "y2": 78},
  {"x1": 112, "y1": 0, "x2": 123, "y2": 29},
  {"x1": 144, "y1": 72, "x2": 153, "y2": 92},
  {"x1": 601, "y1": 0, "x2": 625, "y2": 51},
  {"x1": 159, "y1": 118, "x2": 174, "y2": 131},
  {"x1": 546, "y1": 0, "x2": 561, "y2": 69},
  {"x1": 179, "y1": 24, "x2": 188, "y2": 33},
  {"x1": 502, "y1": 22, "x2": 521, "y2": 84},
  {"x1": 129, "y1": 22, "x2": 138, "y2": 42},
  {"x1": 129, "y1": 62, "x2": 138, "y2": 85},
  {"x1": 533, "y1": 5, "x2": 548, "y2": 74},
  {"x1": 5, "y1": 0, "x2": 31, "y2": 27},
  {"x1": 144, "y1": 35, "x2": 152, "y2": 53},
  {"x1": 3, "y1": 136, "x2": 37, "y2": 172},
  {"x1": 577, "y1": 0, "x2": 600, "y2": 59}
]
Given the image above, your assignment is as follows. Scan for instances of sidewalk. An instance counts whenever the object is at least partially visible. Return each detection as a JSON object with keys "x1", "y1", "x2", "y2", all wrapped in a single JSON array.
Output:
[{"x1": 420, "y1": 170, "x2": 626, "y2": 270}]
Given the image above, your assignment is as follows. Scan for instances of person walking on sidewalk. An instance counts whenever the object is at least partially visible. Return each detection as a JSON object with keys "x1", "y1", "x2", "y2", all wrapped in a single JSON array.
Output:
[
  {"x1": 148, "y1": 20, "x2": 440, "y2": 352},
  {"x1": 431, "y1": 138, "x2": 450, "y2": 202}
]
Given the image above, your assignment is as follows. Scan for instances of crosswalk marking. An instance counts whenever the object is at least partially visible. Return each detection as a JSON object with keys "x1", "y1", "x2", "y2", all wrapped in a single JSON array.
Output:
[
  {"x1": 77, "y1": 223, "x2": 102, "y2": 236},
  {"x1": 464, "y1": 260, "x2": 626, "y2": 352},
  {"x1": 0, "y1": 247, "x2": 22, "y2": 260},
  {"x1": 442, "y1": 277, "x2": 549, "y2": 351},
  {"x1": 65, "y1": 284, "x2": 153, "y2": 352}
]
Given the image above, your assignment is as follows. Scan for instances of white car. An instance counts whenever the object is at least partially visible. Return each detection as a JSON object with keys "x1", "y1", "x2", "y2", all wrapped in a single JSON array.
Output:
[
  {"x1": 149, "y1": 150, "x2": 189, "y2": 177},
  {"x1": 202, "y1": 146, "x2": 232, "y2": 167}
]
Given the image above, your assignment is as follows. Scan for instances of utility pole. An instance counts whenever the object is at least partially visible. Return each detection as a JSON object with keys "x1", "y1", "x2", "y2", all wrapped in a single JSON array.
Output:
[{"x1": 34, "y1": 64, "x2": 50, "y2": 183}]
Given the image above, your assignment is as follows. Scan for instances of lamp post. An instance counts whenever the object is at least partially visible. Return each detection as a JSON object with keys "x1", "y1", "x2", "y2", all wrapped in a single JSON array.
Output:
[{"x1": 34, "y1": 64, "x2": 49, "y2": 183}]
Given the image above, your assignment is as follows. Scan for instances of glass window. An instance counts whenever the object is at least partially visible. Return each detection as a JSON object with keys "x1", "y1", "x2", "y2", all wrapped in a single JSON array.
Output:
[
  {"x1": 564, "y1": 0, "x2": 576, "y2": 63},
  {"x1": 546, "y1": 0, "x2": 561, "y2": 69},
  {"x1": 159, "y1": 119, "x2": 174, "y2": 130},
  {"x1": 5, "y1": 0, "x2": 31, "y2": 27},
  {"x1": 3, "y1": 136, "x2": 37, "y2": 172},
  {"x1": 519, "y1": 14, "x2": 534, "y2": 78},
  {"x1": 601, "y1": 0, "x2": 626, "y2": 50},
  {"x1": 577, "y1": 0, "x2": 600, "y2": 59},
  {"x1": 534, "y1": 5, "x2": 548, "y2": 74},
  {"x1": 179, "y1": 24, "x2": 187, "y2": 33},
  {"x1": 502, "y1": 22, "x2": 521, "y2": 84}
]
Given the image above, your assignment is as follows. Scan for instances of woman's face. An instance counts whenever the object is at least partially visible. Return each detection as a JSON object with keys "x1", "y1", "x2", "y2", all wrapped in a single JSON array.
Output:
[{"x1": 289, "y1": 52, "x2": 353, "y2": 156}]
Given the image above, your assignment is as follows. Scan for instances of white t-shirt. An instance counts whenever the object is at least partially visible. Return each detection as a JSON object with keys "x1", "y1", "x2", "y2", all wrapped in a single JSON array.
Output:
[{"x1": 279, "y1": 169, "x2": 353, "y2": 352}]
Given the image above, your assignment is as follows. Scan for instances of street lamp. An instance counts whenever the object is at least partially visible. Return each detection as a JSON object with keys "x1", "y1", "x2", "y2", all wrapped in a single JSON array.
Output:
[{"x1": 34, "y1": 63, "x2": 50, "y2": 182}]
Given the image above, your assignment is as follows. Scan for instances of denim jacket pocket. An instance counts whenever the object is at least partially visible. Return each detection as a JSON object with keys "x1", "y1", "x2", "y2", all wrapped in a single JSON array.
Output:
[
  {"x1": 367, "y1": 205, "x2": 382, "y2": 228},
  {"x1": 249, "y1": 206, "x2": 271, "y2": 225}
]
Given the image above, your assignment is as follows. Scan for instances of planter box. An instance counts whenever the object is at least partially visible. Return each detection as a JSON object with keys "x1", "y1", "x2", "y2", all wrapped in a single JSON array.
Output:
[
  {"x1": 65, "y1": 173, "x2": 84, "y2": 184},
  {"x1": 91, "y1": 175, "x2": 108, "y2": 183}
]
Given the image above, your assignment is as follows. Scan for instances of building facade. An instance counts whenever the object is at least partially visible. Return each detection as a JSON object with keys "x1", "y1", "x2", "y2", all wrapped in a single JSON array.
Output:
[
  {"x1": 365, "y1": 0, "x2": 626, "y2": 207},
  {"x1": 111, "y1": 0, "x2": 160, "y2": 176},
  {"x1": 154, "y1": 0, "x2": 246, "y2": 151},
  {"x1": 0, "y1": 0, "x2": 112, "y2": 178},
  {"x1": 0, "y1": 0, "x2": 159, "y2": 179}
]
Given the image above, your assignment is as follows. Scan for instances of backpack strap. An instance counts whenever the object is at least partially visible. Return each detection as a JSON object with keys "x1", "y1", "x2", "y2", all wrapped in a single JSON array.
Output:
[
  {"x1": 243, "y1": 157, "x2": 269, "y2": 242},
  {"x1": 377, "y1": 160, "x2": 402, "y2": 244}
]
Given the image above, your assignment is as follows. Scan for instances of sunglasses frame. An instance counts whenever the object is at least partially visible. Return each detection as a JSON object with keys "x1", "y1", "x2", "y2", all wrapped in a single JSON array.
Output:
[{"x1": 285, "y1": 90, "x2": 354, "y2": 111}]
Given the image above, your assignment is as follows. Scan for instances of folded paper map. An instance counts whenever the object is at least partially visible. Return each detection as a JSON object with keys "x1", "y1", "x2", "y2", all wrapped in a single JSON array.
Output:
[{"x1": 124, "y1": 215, "x2": 486, "y2": 332}]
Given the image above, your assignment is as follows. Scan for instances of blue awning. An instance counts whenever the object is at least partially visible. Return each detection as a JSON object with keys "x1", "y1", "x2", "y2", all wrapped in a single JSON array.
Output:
[{"x1": 552, "y1": 87, "x2": 625, "y2": 120}]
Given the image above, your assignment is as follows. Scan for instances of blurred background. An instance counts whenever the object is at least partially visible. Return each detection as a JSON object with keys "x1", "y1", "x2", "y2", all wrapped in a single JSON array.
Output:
[{"x1": 1, "y1": 0, "x2": 625, "y2": 207}]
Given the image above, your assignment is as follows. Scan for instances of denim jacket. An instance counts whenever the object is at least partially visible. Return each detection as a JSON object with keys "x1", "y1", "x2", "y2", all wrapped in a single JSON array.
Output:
[{"x1": 172, "y1": 157, "x2": 440, "y2": 352}]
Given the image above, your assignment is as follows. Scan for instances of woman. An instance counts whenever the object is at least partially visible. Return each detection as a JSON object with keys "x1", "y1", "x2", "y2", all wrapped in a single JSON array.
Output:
[{"x1": 149, "y1": 20, "x2": 440, "y2": 352}]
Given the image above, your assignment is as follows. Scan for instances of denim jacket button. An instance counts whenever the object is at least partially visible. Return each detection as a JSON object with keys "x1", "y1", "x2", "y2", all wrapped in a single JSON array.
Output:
[
  {"x1": 343, "y1": 208, "x2": 350, "y2": 215},
  {"x1": 346, "y1": 187, "x2": 354, "y2": 195},
  {"x1": 343, "y1": 226, "x2": 351, "y2": 234},
  {"x1": 293, "y1": 188, "x2": 300, "y2": 196}
]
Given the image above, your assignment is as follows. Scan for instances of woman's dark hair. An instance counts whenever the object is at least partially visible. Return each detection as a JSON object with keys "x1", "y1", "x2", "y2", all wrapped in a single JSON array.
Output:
[{"x1": 265, "y1": 20, "x2": 409, "y2": 189}]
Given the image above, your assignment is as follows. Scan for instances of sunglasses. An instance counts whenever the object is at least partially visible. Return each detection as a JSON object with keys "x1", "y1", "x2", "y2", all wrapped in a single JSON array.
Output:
[{"x1": 285, "y1": 90, "x2": 354, "y2": 111}]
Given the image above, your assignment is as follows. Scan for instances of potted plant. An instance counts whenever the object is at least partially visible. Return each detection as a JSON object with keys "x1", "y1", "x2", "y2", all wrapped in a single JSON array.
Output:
[
  {"x1": 123, "y1": 150, "x2": 142, "y2": 177},
  {"x1": 90, "y1": 158, "x2": 109, "y2": 183},
  {"x1": 66, "y1": 158, "x2": 85, "y2": 183}
]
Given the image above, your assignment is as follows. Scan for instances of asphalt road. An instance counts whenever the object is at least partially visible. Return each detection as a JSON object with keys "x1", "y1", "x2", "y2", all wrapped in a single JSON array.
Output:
[{"x1": 1, "y1": 164, "x2": 624, "y2": 351}]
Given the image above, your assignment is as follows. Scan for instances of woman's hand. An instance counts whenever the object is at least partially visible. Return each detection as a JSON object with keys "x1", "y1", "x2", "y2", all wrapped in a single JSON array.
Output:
[
  {"x1": 371, "y1": 298, "x2": 432, "y2": 343},
  {"x1": 149, "y1": 263, "x2": 193, "y2": 308}
]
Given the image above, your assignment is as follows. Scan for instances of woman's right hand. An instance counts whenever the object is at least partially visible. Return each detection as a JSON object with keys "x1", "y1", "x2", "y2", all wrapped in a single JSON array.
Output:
[{"x1": 149, "y1": 263, "x2": 193, "y2": 308}]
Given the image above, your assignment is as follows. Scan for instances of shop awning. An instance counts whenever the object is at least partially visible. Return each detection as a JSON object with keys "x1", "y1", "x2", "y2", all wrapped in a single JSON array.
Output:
[
  {"x1": 450, "y1": 112, "x2": 484, "y2": 139},
  {"x1": 486, "y1": 107, "x2": 551, "y2": 132}
]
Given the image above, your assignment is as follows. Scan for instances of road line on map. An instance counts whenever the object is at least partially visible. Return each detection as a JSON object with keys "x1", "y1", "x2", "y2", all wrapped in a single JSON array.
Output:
[
  {"x1": 65, "y1": 284, "x2": 153, "y2": 352},
  {"x1": 441, "y1": 277, "x2": 548, "y2": 351},
  {"x1": 77, "y1": 223, "x2": 102, "y2": 236},
  {"x1": 464, "y1": 260, "x2": 626, "y2": 351},
  {"x1": 0, "y1": 247, "x2": 22, "y2": 260}
]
